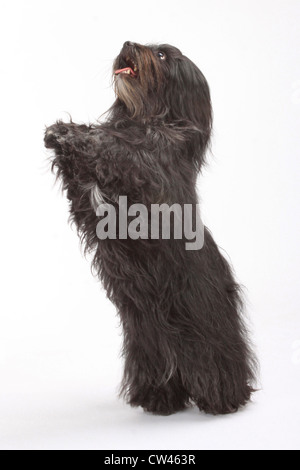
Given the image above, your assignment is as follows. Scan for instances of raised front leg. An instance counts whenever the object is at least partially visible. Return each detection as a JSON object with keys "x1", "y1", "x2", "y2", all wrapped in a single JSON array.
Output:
[
  {"x1": 44, "y1": 120, "x2": 102, "y2": 250},
  {"x1": 44, "y1": 120, "x2": 93, "y2": 152}
]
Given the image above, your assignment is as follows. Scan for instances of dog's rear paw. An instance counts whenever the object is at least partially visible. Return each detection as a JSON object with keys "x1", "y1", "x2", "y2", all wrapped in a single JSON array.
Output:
[
  {"x1": 197, "y1": 400, "x2": 239, "y2": 415},
  {"x1": 131, "y1": 389, "x2": 188, "y2": 416},
  {"x1": 143, "y1": 398, "x2": 187, "y2": 416},
  {"x1": 195, "y1": 385, "x2": 254, "y2": 415}
]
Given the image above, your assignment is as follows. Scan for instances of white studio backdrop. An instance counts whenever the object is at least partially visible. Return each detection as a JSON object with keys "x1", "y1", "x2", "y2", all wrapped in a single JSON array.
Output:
[{"x1": 0, "y1": 0, "x2": 299, "y2": 450}]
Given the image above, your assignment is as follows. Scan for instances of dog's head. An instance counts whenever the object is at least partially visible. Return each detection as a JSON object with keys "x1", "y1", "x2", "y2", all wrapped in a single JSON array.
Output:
[{"x1": 113, "y1": 41, "x2": 212, "y2": 151}]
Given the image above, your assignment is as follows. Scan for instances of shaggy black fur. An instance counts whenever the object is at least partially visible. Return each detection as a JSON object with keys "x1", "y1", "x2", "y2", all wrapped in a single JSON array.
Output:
[{"x1": 45, "y1": 42, "x2": 257, "y2": 415}]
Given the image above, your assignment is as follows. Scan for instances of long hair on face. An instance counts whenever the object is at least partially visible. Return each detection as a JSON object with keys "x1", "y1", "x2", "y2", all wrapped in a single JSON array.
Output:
[{"x1": 107, "y1": 43, "x2": 213, "y2": 170}]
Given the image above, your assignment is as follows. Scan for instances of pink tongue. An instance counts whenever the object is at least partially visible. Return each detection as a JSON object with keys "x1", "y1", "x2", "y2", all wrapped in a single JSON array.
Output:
[{"x1": 115, "y1": 67, "x2": 136, "y2": 77}]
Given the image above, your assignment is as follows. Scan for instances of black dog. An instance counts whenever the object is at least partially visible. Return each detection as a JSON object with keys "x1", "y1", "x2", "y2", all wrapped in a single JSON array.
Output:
[{"x1": 45, "y1": 41, "x2": 256, "y2": 415}]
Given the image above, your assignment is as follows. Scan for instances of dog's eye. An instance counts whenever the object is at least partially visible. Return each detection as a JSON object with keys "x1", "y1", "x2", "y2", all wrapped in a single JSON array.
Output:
[{"x1": 157, "y1": 52, "x2": 166, "y2": 60}]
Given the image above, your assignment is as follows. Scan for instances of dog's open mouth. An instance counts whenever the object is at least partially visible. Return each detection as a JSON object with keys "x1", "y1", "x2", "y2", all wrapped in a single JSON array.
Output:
[{"x1": 115, "y1": 56, "x2": 138, "y2": 78}]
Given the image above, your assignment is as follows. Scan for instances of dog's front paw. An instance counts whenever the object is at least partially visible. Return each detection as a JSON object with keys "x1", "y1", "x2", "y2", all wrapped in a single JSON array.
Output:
[
  {"x1": 44, "y1": 127, "x2": 59, "y2": 150},
  {"x1": 44, "y1": 122, "x2": 69, "y2": 150}
]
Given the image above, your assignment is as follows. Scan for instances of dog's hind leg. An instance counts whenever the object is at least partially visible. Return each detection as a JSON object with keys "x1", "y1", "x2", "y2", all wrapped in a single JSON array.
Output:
[
  {"x1": 119, "y1": 303, "x2": 189, "y2": 416},
  {"x1": 176, "y1": 229, "x2": 257, "y2": 415}
]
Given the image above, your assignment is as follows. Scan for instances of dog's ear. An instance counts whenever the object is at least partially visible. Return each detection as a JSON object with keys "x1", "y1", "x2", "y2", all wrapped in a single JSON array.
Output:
[{"x1": 166, "y1": 57, "x2": 212, "y2": 161}]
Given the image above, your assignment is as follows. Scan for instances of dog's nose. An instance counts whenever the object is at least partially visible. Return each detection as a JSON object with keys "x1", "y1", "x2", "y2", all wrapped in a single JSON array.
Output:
[{"x1": 124, "y1": 41, "x2": 135, "y2": 47}]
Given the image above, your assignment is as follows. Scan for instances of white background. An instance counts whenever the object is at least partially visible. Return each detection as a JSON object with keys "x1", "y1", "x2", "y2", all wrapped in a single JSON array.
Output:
[{"x1": 0, "y1": 0, "x2": 299, "y2": 450}]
